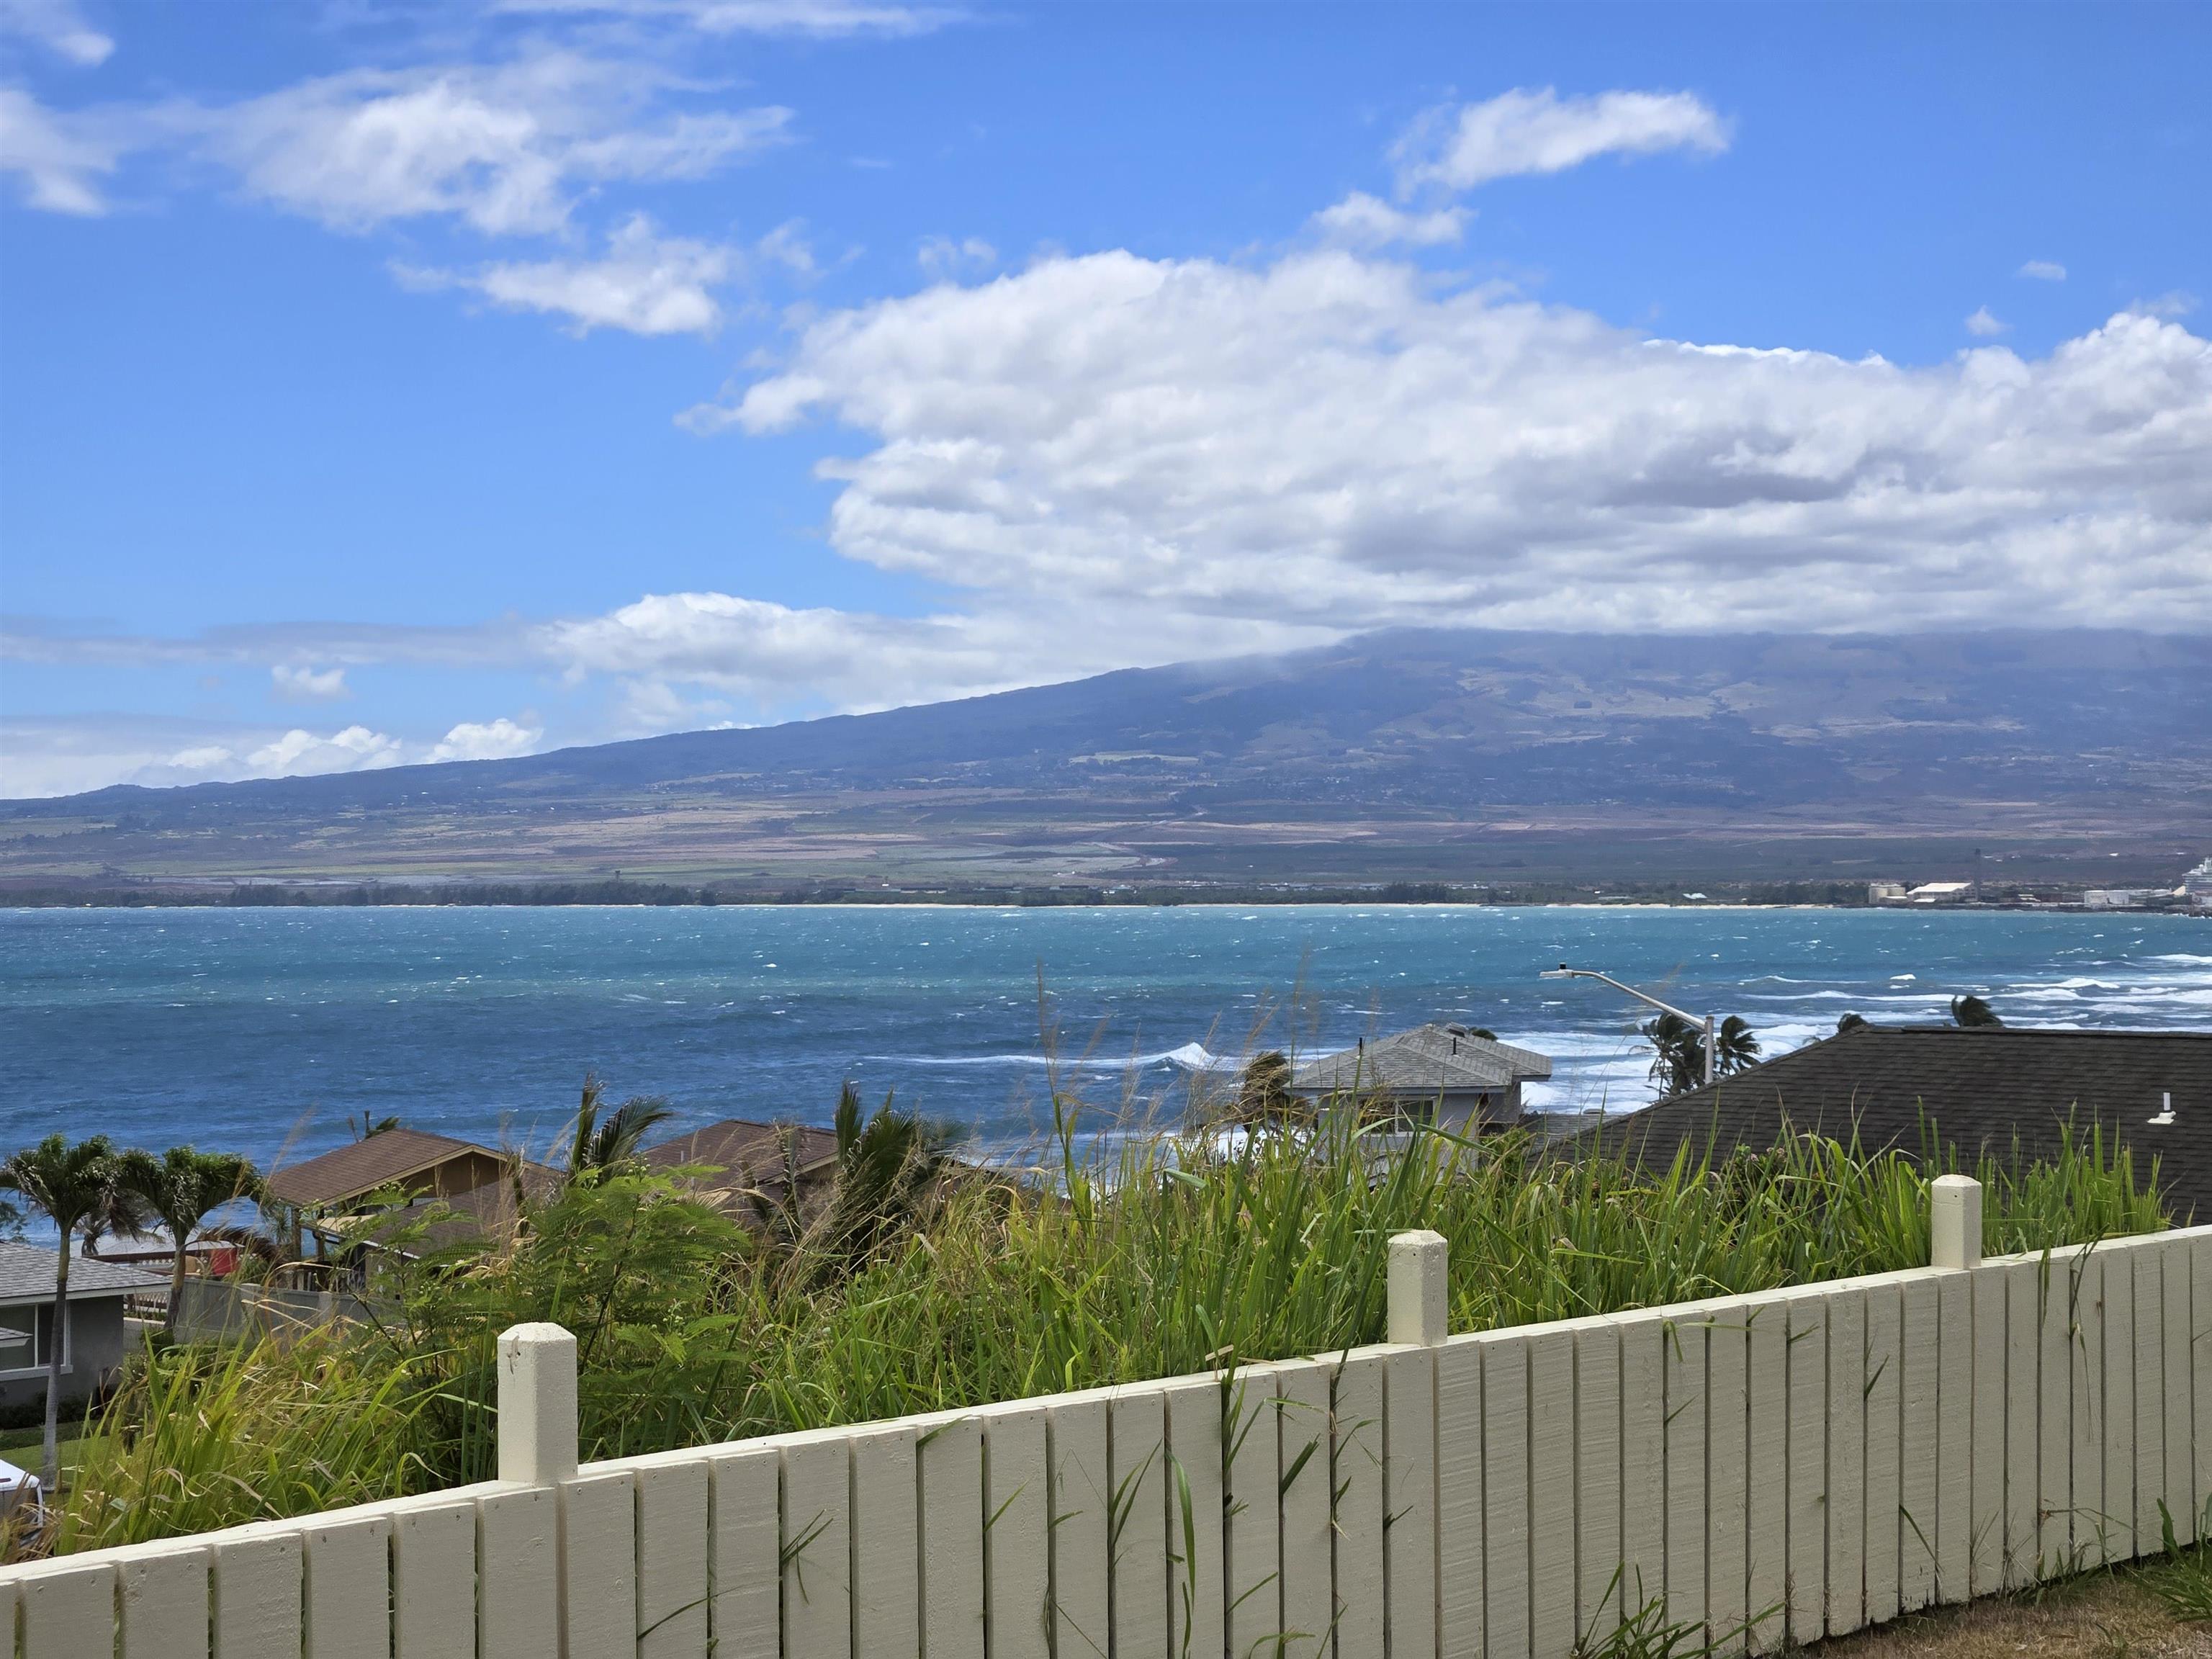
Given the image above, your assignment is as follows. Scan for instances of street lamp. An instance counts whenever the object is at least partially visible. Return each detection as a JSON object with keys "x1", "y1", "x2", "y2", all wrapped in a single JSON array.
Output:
[{"x1": 1539, "y1": 964, "x2": 1716, "y2": 1087}]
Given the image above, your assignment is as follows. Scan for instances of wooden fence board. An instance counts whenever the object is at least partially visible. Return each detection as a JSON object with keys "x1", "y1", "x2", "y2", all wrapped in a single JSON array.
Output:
[
  {"x1": 1743, "y1": 1300, "x2": 1789, "y2": 1656},
  {"x1": 2070, "y1": 1252, "x2": 2107, "y2": 1569},
  {"x1": 1275, "y1": 1360, "x2": 1336, "y2": 1659},
  {"x1": 2103, "y1": 1249, "x2": 2137, "y2": 1564},
  {"x1": 1434, "y1": 1339, "x2": 1483, "y2": 1659},
  {"x1": 847, "y1": 1425, "x2": 919, "y2": 1659},
  {"x1": 1045, "y1": 1393, "x2": 1112, "y2": 1659},
  {"x1": 1863, "y1": 1284, "x2": 1902, "y2": 1627},
  {"x1": 976, "y1": 1402, "x2": 1053, "y2": 1659},
  {"x1": 2004, "y1": 1259, "x2": 2041, "y2": 1588},
  {"x1": 2038, "y1": 1251, "x2": 2075, "y2": 1577},
  {"x1": 1614, "y1": 1313, "x2": 1666, "y2": 1627},
  {"x1": 1823, "y1": 1286, "x2": 1866, "y2": 1636},
  {"x1": 1108, "y1": 1389, "x2": 1170, "y2": 1659},
  {"x1": 1159, "y1": 1378, "x2": 1226, "y2": 1659},
  {"x1": 709, "y1": 1447, "x2": 783, "y2": 1659},
  {"x1": 391, "y1": 1494, "x2": 478, "y2": 1659},
  {"x1": 302, "y1": 1513, "x2": 392, "y2": 1659},
  {"x1": 1572, "y1": 1319, "x2": 1624, "y2": 1645},
  {"x1": 2132, "y1": 1245, "x2": 2167, "y2": 1550},
  {"x1": 2161, "y1": 1238, "x2": 2195, "y2": 1545},
  {"x1": 783, "y1": 1432, "x2": 854, "y2": 1659},
  {"x1": 1704, "y1": 1309, "x2": 1750, "y2": 1655},
  {"x1": 1224, "y1": 1366, "x2": 1285, "y2": 1659},
  {"x1": 920, "y1": 1414, "x2": 986, "y2": 1659},
  {"x1": 1931, "y1": 1271, "x2": 1972, "y2": 1606},
  {"x1": 1382, "y1": 1345, "x2": 1439, "y2": 1659},
  {"x1": 633, "y1": 1458, "x2": 711, "y2": 1659},
  {"x1": 17, "y1": 1559, "x2": 114, "y2": 1659},
  {"x1": 1479, "y1": 1331, "x2": 1529, "y2": 1659},
  {"x1": 2193, "y1": 1233, "x2": 2212, "y2": 1529},
  {"x1": 116, "y1": 1541, "x2": 211, "y2": 1659},
  {"x1": 1330, "y1": 1352, "x2": 1388, "y2": 1659},
  {"x1": 562, "y1": 1471, "x2": 639, "y2": 1659},
  {"x1": 1966, "y1": 1264, "x2": 2005, "y2": 1599},
  {"x1": 1525, "y1": 1328, "x2": 1575, "y2": 1659},
  {"x1": 478, "y1": 1485, "x2": 559, "y2": 1659},
  {"x1": 1784, "y1": 1288, "x2": 1827, "y2": 1647},
  {"x1": 1662, "y1": 1311, "x2": 1709, "y2": 1639},
  {"x1": 1897, "y1": 1276, "x2": 1939, "y2": 1615}
]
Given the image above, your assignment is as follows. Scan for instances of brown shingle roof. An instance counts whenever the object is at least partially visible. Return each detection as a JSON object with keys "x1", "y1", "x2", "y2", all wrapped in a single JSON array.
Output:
[
  {"x1": 1589, "y1": 1025, "x2": 2212, "y2": 1220},
  {"x1": 266, "y1": 1128, "x2": 495, "y2": 1209}
]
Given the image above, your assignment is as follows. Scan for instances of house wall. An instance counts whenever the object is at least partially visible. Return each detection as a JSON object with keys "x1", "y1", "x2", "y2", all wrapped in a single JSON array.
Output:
[{"x1": 0, "y1": 1296, "x2": 130, "y2": 1413}]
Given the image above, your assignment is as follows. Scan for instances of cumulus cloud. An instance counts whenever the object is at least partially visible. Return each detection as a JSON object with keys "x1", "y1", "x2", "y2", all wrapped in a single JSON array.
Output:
[
  {"x1": 1391, "y1": 87, "x2": 1729, "y2": 194},
  {"x1": 1964, "y1": 305, "x2": 2008, "y2": 337},
  {"x1": 0, "y1": 85, "x2": 120, "y2": 213},
  {"x1": 271, "y1": 663, "x2": 351, "y2": 702},
  {"x1": 199, "y1": 53, "x2": 789, "y2": 236},
  {"x1": 0, "y1": 0, "x2": 114, "y2": 66},
  {"x1": 248, "y1": 725, "x2": 404, "y2": 776},
  {"x1": 2018, "y1": 260, "x2": 2067, "y2": 282},
  {"x1": 429, "y1": 716, "x2": 543, "y2": 760},
  {"x1": 404, "y1": 214, "x2": 736, "y2": 335},
  {"x1": 1309, "y1": 191, "x2": 1467, "y2": 249},
  {"x1": 701, "y1": 249, "x2": 2210, "y2": 639}
]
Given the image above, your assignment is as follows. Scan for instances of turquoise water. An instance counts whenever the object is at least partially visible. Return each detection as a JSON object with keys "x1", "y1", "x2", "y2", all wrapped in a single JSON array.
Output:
[{"x1": 3, "y1": 905, "x2": 2207, "y2": 1169}]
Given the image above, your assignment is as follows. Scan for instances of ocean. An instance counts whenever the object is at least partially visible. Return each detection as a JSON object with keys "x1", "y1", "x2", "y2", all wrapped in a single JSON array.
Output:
[{"x1": 3, "y1": 905, "x2": 2207, "y2": 1171}]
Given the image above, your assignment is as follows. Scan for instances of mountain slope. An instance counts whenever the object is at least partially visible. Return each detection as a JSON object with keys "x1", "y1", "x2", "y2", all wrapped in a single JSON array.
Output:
[{"x1": 5, "y1": 629, "x2": 2206, "y2": 892}]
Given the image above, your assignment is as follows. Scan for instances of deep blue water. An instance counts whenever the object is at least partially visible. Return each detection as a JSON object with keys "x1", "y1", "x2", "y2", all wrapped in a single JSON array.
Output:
[{"x1": 3, "y1": 905, "x2": 2207, "y2": 1170}]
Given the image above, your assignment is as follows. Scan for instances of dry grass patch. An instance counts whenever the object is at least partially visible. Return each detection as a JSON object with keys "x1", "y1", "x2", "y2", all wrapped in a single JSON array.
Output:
[{"x1": 1809, "y1": 1570, "x2": 2208, "y2": 1659}]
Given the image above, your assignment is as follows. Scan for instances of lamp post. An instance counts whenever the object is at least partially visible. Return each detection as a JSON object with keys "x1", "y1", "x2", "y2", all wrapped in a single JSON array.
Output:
[{"x1": 1539, "y1": 964, "x2": 1716, "y2": 1086}]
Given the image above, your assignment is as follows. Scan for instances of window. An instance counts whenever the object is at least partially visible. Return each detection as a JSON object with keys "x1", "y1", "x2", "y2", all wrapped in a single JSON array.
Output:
[{"x1": 0, "y1": 1304, "x2": 43, "y2": 1373}]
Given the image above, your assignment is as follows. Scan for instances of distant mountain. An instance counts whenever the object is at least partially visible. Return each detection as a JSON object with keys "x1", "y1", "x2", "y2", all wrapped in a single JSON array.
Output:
[{"x1": 6, "y1": 629, "x2": 2207, "y2": 894}]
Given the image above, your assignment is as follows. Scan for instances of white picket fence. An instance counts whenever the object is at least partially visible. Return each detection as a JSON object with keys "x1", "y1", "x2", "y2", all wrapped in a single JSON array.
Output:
[{"x1": 6, "y1": 1177, "x2": 2211, "y2": 1659}]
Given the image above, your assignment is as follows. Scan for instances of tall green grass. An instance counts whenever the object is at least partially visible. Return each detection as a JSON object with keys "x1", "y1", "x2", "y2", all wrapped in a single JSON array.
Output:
[{"x1": 37, "y1": 1108, "x2": 2166, "y2": 1555}]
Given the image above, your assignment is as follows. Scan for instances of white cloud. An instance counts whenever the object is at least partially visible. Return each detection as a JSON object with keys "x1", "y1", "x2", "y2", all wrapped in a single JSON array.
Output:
[
  {"x1": 2018, "y1": 260, "x2": 2067, "y2": 282},
  {"x1": 247, "y1": 724, "x2": 405, "y2": 776},
  {"x1": 1309, "y1": 191, "x2": 1467, "y2": 249},
  {"x1": 271, "y1": 663, "x2": 350, "y2": 703},
  {"x1": 918, "y1": 234, "x2": 995, "y2": 279},
  {"x1": 1964, "y1": 305, "x2": 2008, "y2": 337},
  {"x1": 698, "y1": 249, "x2": 2211, "y2": 642},
  {"x1": 407, "y1": 214, "x2": 736, "y2": 335},
  {"x1": 429, "y1": 716, "x2": 543, "y2": 760},
  {"x1": 1391, "y1": 87, "x2": 1729, "y2": 194},
  {"x1": 0, "y1": 85, "x2": 120, "y2": 213},
  {"x1": 497, "y1": 0, "x2": 959, "y2": 37},
  {"x1": 200, "y1": 53, "x2": 789, "y2": 235},
  {"x1": 0, "y1": 0, "x2": 114, "y2": 66}
]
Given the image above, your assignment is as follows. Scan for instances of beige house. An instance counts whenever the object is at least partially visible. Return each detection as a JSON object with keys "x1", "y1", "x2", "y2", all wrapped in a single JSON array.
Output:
[{"x1": 1292, "y1": 1024, "x2": 1552, "y2": 1136}]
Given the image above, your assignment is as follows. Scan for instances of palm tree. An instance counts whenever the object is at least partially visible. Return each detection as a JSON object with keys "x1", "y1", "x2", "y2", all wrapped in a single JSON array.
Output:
[
  {"x1": 1836, "y1": 1012, "x2": 1869, "y2": 1035},
  {"x1": 1640, "y1": 1013, "x2": 1704, "y2": 1097},
  {"x1": 1714, "y1": 1015, "x2": 1761, "y2": 1075},
  {"x1": 1950, "y1": 994, "x2": 2003, "y2": 1028},
  {"x1": 0, "y1": 1133, "x2": 127, "y2": 1491},
  {"x1": 117, "y1": 1146, "x2": 262, "y2": 1334},
  {"x1": 812, "y1": 1083, "x2": 950, "y2": 1280},
  {"x1": 1235, "y1": 1051, "x2": 1297, "y2": 1127},
  {"x1": 565, "y1": 1075, "x2": 675, "y2": 1182}
]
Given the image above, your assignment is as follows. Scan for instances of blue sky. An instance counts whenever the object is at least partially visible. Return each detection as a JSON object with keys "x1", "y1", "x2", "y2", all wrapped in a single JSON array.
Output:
[{"x1": 1, "y1": 0, "x2": 2206, "y2": 797}]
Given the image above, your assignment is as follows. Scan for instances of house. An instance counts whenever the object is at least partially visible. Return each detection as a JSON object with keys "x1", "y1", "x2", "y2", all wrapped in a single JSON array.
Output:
[
  {"x1": 1907, "y1": 882, "x2": 1972, "y2": 904},
  {"x1": 0, "y1": 1243, "x2": 165, "y2": 1412},
  {"x1": 1589, "y1": 1025, "x2": 2212, "y2": 1220},
  {"x1": 266, "y1": 1128, "x2": 516, "y2": 1215},
  {"x1": 1292, "y1": 1025, "x2": 1552, "y2": 1135},
  {"x1": 645, "y1": 1119, "x2": 844, "y2": 1220}
]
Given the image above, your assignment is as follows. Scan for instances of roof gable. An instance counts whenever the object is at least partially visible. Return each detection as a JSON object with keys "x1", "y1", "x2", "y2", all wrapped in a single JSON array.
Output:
[
  {"x1": 1294, "y1": 1024, "x2": 1552, "y2": 1094},
  {"x1": 266, "y1": 1128, "x2": 499, "y2": 1209}
]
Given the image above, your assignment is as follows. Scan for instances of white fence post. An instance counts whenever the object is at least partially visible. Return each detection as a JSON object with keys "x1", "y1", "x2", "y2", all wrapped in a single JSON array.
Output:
[
  {"x1": 1930, "y1": 1175, "x2": 1983, "y2": 1271},
  {"x1": 498, "y1": 1322, "x2": 579, "y2": 1486},
  {"x1": 1388, "y1": 1229, "x2": 1449, "y2": 1346}
]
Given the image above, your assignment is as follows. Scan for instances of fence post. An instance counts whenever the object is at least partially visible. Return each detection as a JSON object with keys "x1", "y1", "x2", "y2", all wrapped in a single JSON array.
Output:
[
  {"x1": 1930, "y1": 1175, "x2": 1982, "y2": 1271},
  {"x1": 1388, "y1": 1230, "x2": 1449, "y2": 1346},
  {"x1": 498, "y1": 1323, "x2": 579, "y2": 1485}
]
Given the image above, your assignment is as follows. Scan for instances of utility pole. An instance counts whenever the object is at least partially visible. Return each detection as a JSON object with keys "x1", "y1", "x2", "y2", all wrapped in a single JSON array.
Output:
[{"x1": 1540, "y1": 964, "x2": 1717, "y2": 1085}]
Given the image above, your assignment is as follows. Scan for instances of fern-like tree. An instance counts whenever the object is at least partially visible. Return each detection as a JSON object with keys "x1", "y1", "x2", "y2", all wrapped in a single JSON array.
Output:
[
  {"x1": 1950, "y1": 994, "x2": 2003, "y2": 1028},
  {"x1": 0, "y1": 1133, "x2": 127, "y2": 1490},
  {"x1": 1640, "y1": 1013, "x2": 1706, "y2": 1097},
  {"x1": 1714, "y1": 1015, "x2": 1762, "y2": 1075},
  {"x1": 117, "y1": 1146, "x2": 262, "y2": 1334}
]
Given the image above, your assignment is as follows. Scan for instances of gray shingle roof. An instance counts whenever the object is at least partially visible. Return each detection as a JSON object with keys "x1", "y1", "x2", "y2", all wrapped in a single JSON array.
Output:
[
  {"x1": 1292, "y1": 1025, "x2": 1552, "y2": 1094},
  {"x1": 0, "y1": 1241, "x2": 166, "y2": 1304},
  {"x1": 1588, "y1": 1025, "x2": 2212, "y2": 1221}
]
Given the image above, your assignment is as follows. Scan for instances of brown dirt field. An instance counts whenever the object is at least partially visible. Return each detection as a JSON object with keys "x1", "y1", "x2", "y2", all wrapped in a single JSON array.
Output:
[{"x1": 1808, "y1": 1569, "x2": 2211, "y2": 1658}]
